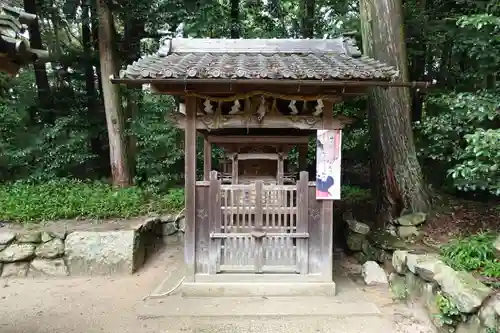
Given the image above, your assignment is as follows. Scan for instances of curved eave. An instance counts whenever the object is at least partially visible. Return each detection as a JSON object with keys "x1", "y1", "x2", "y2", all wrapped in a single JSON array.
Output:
[
  {"x1": 0, "y1": 34, "x2": 49, "y2": 63},
  {"x1": 110, "y1": 76, "x2": 434, "y2": 89}
]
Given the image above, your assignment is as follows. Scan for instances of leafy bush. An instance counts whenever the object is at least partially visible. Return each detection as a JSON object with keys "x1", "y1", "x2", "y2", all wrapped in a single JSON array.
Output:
[
  {"x1": 0, "y1": 71, "x2": 98, "y2": 182},
  {"x1": 416, "y1": 91, "x2": 499, "y2": 163},
  {"x1": 449, "y1": 129, "x2": 500, "y2": 195},
  {"x1": 416, "y1": 90, "x2": 500, "y2": 194},
  {"x1": 133, "y1": 94, "x2": 185, "y2": 192},
  {"x1": 0, "y1": 179, "x2": 184, "y2": 222},
  {"x1": 155, "y1": 188, "x2": 185, "y2": 213},
  {"x1": 435, "y1": 291, "x2": 463, "y2": 327},
  {"x1": 341, "y1": 185, "x2": 372, "y2": 203},
  {"x1": 440, "y1": 233, "x2": 500, "y2": 278}
]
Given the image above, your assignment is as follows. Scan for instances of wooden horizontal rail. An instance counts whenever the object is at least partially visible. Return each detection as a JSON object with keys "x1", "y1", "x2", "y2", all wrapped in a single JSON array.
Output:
[
  {"x1": 221, "y1": 207, "x2": 298, "y2": 213},
  {"x1": 219, "y1": 265, "x2": 297, "y2": 273},
  {"x1": 221, "y1": 184, "x2": 297, "y2": 190},
  {"x1": 210, "y1": 232, "x2": 309, "y2": 238},
  {"x1": 234, "y1": 153, "x2": 288, "y2": 160},
  {"x1": 199, "y1": 181, "x2": 317, "y2": 187},
  {"x1": 197, "y1": 180, "x2": 317, "y2": 186},
  {"x1": 207, "y1": 135, "x2": 310, "y2": 144}
]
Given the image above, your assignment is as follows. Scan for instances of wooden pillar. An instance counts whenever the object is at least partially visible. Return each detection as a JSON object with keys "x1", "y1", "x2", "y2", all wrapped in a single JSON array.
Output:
[
  {"x1": 203, "y1": 137, "x2": 212, "y2": 181},
  {"x1": 184, "y1": 96, "x2": 197, "y2": 281},
  {"x1": 297, "y1": 171, "x2": 309, "y2": 274},
  {"x1": 320, "y1": 100, "x2": 334, "y2": 282},
  {"x1": 231, "y1": 153, "x2": 238, "y2": 184},
  {"x1": 298, "y1": 144, "x2": 308, "y2": 171},
  {"x1": 277, "y1": 153, "x2": 284, "y2": 185}
]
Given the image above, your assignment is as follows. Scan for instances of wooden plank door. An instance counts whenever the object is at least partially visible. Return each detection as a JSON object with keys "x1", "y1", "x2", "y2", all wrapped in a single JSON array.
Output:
[{"x1": 209, "y1": 173, "x2": 310, "y2": 274}]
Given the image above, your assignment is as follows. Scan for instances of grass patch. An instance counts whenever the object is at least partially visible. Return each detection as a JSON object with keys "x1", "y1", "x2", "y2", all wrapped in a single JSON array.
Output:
[
  {"x1": 0, "y1": 179, "x2": 185, "y2": 222},
  {"x1": 440, "y1": 232, "x2": 500, "y2": 282}
]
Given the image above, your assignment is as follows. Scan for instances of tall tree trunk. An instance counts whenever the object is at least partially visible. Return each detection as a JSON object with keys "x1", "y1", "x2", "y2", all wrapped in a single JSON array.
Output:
[
  {"x1": 82, "y1": 2, "x2": 107, "y2": 176},
  {"x1": 23, "y1": 0, "x2": 52, "y2": 122},
  {"x1": 407, "y1": 0, "x2": 427, "y2": 122},
  {"x1": 485, "y1": 73, "x2": 496, "y2": 89},
  {"x1": 96, "y1": 0, "x2": 132, "y2": 187},
  {"x1": 436, "y1": 39, "x2": 452, "y2": 88},
  {"x1": 123, "y1": 18, "x2": 145, "y2": 181},
  {"x1": 301, "y1": 0, "x2": 315, "y2": 38},
  {"x1": 90, "y1": 0, "x2": 104, "y2": 101},
  {"x1": 230, "y1": 0, "x2": 240, "y2": 38},
  {"x1": 360, "y1": 0, "x2": 431, "y2": 227}
]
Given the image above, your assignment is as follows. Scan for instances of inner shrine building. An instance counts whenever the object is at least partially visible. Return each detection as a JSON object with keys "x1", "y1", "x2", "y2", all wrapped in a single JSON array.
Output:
[{"x1": 113, "y1": 36, "x2": 417, "y2": 296}]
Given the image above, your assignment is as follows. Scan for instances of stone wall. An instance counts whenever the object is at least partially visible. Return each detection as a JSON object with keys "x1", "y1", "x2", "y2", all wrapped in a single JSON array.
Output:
[
  {"x1": 390, "y1": 250, "x2": 500, "y2": 333},
  {"x1": 0, "y1": 215, "x2": 183, "y2": 278}
]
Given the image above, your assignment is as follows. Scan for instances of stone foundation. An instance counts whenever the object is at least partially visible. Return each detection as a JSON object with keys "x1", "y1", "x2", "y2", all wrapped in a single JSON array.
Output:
[
  {"x1": 0, "y1": 215, "x2": 184, "y2": 277},
  {"x1": 389, "y1": 250, "x2": 500, "y2": 333}
]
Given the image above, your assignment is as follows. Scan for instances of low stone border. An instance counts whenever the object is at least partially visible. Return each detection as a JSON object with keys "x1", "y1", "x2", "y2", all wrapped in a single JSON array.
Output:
[
  {"x1": 345, "y1": 212, "x2": 427, "y2": 266},
  {"x1": 389, "y1": 250, "x2": 500, "y2": 332},
  {"x1": 0, "y1": 215, "x2": 184, "y2": 278}
]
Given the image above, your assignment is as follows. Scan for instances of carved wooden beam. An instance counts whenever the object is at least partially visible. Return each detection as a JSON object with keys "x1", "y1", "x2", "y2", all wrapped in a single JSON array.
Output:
[
  {"x1": 166, "y1": 113, "x2": 354, "y2": 130},
  {"x1": 207, "y1": 135, "x2": 310, "y2": 144}
]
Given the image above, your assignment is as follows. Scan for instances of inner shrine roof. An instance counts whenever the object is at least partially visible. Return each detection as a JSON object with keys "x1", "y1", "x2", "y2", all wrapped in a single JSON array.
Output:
[{"x1": 117, "y1": 37, "x2": 399, "y2": 82}]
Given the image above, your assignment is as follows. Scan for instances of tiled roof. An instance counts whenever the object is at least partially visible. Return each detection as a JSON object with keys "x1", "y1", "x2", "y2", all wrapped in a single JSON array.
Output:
[
  {"x1": 120, "y1": 53, "x2": 398, "y2": 81},
  {"x1": 119, "y1": 38, "x2": 399, "y2": 81},
  {"x1": 0, "y1": 0, "x2": 48, "y2": 74}
]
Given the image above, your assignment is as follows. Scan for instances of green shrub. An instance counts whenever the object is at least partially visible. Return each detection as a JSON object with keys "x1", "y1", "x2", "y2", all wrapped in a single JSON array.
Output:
[
  {"x1": 341, "y1": 185, "x2": 372, "y2": 203},
  {"x1": 440, "y1": 232, "x2": 500, "y2": 278},
  {"x1": 154, "y1": 188, "x2": 185, "y2": 213},
  {"x1": 449, "y1": 129, "x2": 500, "y2": 195},
  {"x1": 415, "y1": 90, "x2": 500, "y2": 194},
  {"x1": 0, "y1": 179, "x2": 184, "y2": 222},
  {"x1": 435, "y1": 291, "x2": 463, "y2": 327}
]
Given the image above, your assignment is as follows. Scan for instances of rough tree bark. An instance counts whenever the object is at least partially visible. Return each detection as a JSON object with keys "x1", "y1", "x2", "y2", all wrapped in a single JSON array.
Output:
[
  {"x1": 82, "y1": 3, "x2": 109, "y2": 177},
  {"x1": 96, "y1": 0, "x2": 132, "y2": 187},
  {"x1": 23, "y1": 0, "x2": 52, "y2": 123},
  {"x1": 301, "y1": 0, "x2": 315, "y2": 38},
  {"x1": 123, "y1": 18, "x2": 145, "y2": 180},
  {"x1": 90, "y1": 0, "x2": 104, "y2": 102},
  {"x1": 360, "y1": 0, "x2": 431, "y2": 227},
  {"x1": 230, "y1": 0, "x2": 240, "y2": 38},
  {"x1": 407, "y1": 0, "x2": 428, "y2": 122}
]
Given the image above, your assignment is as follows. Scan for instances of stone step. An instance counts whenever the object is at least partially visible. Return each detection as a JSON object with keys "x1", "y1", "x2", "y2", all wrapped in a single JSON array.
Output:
[
  {"x1": 140, "y1": 315, "x2": 392, "y2": 333},
  {"x1": 136, "y1": 295, "x2": 381, "y2": 319}
]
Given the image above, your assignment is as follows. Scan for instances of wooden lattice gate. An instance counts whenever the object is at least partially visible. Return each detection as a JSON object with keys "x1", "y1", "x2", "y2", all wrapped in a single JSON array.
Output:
[{"x1": 208, "y1": 171, "x2": 310, "y2": 274}]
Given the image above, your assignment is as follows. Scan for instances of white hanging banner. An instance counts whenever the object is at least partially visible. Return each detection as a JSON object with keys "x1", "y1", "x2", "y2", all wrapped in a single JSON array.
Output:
[{"x1": 316, "y1": 129, "x2": 342, "y2": 200}]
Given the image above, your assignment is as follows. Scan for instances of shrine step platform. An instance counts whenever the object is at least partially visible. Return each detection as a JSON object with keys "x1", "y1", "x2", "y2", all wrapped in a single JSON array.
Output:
[{"x1": 136, "y1": 295, "x2": 381, "y2": 319}]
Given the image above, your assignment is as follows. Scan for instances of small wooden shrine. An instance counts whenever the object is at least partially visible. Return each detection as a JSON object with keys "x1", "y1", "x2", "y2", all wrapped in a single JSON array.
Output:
[
  {"x1": 114, "y1": 36, "x2": 418, "y2": 296},
  {"x1": 0, "y1": 0, "x2": 48, "y2": 75}
]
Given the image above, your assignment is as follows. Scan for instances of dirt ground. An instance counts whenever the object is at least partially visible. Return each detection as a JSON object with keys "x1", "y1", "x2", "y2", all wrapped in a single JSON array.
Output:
[
  {"x1": 421, "y1": 197, "x2": 500, "y2": 246},
  {"x1": 0, "y1": 244, "x2": 181, "y2": 333},
  {"x1": 0, "y1": 244, "x2": 435, "y2": 333}
]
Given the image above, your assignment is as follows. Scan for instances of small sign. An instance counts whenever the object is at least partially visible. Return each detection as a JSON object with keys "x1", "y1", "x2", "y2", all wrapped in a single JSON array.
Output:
[{"x1": 316, "y1": 129, "x2": 342, "y2": 200}]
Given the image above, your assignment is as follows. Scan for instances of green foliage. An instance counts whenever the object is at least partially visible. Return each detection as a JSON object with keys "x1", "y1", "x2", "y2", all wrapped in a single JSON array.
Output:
[
  {"x1": 157, "y1": 188, "x2": 185, "y2": 213},
  {"x1": 416, "y1": 91, "x2": 499, "y2": 163},
  {"x1": 341, "y1": 185, "x2": 372, "y2": 203},
  {"x1": 1, "y1": 0, "x2": 499, "y2": 225},
  {"x1": 440, "y1": 233, "x2": 500, "y2": 278},
  {"x1": 0, "y1": 179, "x2": 183, "y2": 223},
  {"x1": 0, "y1": 71, "x2": 98, "y2": 182},
  {"x1": 133, "y1": 94, "x2": 184, "y2": 192},
  {"x1": 449, "y1": 129, "x2": 500, "y2": 195},
  {"x1": 415, "y1": 90, "x2": 500, "y2": 194},
  {"x1": 435, "y1": 291, "x2": 463, "y2": 327}
]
